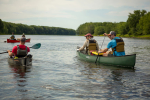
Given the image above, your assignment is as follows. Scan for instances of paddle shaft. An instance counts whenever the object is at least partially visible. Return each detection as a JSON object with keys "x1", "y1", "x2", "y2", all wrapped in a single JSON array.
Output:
[
  {"x1": 0, "y1": 43, "x2": 41, "y2": 54},
  {"x1": 0, "y1": 46, "x2": 32, "y2": 54},
  {"x1": 95, "y1": 36, "x2": 105, "y2": 63}
]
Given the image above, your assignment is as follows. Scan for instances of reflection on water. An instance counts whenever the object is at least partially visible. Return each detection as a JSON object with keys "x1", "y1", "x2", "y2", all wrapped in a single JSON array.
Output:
[
  {"x1": 0, "y1": 35, "x2": 150, "y2": 99},
  {"x1": 69, "y1": 62, "x2": 136, "y2": 99},
  {"x1": 8, "y1": 65, "x2": 32, "y2": 96}
]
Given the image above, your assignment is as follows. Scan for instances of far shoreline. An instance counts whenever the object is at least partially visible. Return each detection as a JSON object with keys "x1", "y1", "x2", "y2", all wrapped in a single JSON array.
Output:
[
  {"x1": 97, "y1": 34, "x2": 150, "y2": 39},
  {"x1": 1, "y1": 34, "x2": 150, "y2": 39}
]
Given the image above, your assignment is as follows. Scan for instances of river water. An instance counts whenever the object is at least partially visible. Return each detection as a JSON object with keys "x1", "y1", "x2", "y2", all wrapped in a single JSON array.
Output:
[{"x1": 0, "y1": 35, "x2": 150, "y2": 100}]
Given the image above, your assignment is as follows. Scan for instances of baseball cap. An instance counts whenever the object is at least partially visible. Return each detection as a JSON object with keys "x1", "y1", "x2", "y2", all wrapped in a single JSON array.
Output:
[
  {"x1": 108, "y1": 31, "x2": 116, "y2": 36},
  {"x1": 84, "y1": 33, "x2": 93, "y2": 37},
  {"x1": 20, "y1": 37, "x2": 26, "y2": 42}
]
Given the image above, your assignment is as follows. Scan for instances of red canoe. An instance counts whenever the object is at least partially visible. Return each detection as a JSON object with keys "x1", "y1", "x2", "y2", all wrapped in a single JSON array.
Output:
[{"x1": 7, "y1": 38, "x2": 31, "y2": 43}]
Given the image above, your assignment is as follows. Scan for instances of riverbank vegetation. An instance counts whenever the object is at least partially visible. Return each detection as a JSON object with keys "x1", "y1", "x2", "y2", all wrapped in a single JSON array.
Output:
[
  {"x1": 76, "y1": 10, "x2": 150, "y2": 38},
  {"x1": 0, "y1": 19, "x2": 76, "y2": 35},
  {"x1": 0, "y1": 10, "x2": 150, "y2": 38}
]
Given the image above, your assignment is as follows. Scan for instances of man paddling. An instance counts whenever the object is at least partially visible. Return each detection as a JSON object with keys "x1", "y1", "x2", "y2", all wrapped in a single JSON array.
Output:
[
  {"x1": 77, "y1": 33, "x2": 99, "y2": 55},
  {"x1": 7, "y1": 37, "x2": 30, "y2": 57},
  {"x1": 99, "y1": 31, "x2": 125, "y2": 56},
  {"x1": 10, "y1": 32, "x2": 16, "y2": 40}
]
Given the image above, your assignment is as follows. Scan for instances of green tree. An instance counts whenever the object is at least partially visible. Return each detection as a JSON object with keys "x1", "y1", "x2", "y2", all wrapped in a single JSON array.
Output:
[
  {"x1": 0, "y1": 19, "x2": 4, "y2": 33},
  {"x1": 117, "y1": 22, "x2": 128, "y2": 36},
  {"x1": 127, "y1": 10, "x2": 147, "y2": 36},
  {"x1": 137, "y1": 12, "x2": 150, "y2": 35},
  {"x1": 94, "y1": 26, "x2": 105, "y2": 35},
  {"x1": 0, "y1": 20, "x2": 76, "y2": 35}
]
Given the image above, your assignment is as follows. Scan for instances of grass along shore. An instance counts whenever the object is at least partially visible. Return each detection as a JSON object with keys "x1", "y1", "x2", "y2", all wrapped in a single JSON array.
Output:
[{"x1": 98, "y1": 34, "x2": 150, "y2": 39}]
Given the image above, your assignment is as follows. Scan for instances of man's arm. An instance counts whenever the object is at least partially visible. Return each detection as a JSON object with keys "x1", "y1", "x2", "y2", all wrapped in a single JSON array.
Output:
[
  {"x1": 7, "y1": 50, "x2": 14, "y2": 56},
  {"x1": 99, "y1": 48, "x2": 108, "y2": 53},
  {"x1": 96, "y1": 41, "x2": 100, "y2": 51},
  {"x1": 104, "y1": 33, "x2": 112, "y2": 40},
  {"x1": 79, "y1": 40, "x2": 88, "y2": 51}
]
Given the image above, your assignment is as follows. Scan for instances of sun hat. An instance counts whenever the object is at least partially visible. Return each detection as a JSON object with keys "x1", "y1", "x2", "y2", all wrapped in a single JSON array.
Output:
[
  {"x1": 84, "y1": 33, "x2": 93, "y2": 37},
  {"x1": 20, "y1": 37, "x2": 26, "y2": 42},
  {"x1": 108, "y1": 31, "x2": 116, "y2": 36}
]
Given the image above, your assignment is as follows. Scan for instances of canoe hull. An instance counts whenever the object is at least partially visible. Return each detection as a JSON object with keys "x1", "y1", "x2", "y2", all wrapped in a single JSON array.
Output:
[
  {"x1": 8, "y1": 55, "x2": 32, "y2": 66},
  {"x1": 76, "y1": 50, "x2": 136, "y2": 68},
  {"x1": 7, "y1": 38, "x2": 30, "y2": 43}
]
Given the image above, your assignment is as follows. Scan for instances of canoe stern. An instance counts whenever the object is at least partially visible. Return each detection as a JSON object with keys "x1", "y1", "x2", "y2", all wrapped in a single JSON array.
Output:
[{"x1": 8, "y1": 54, "x2": 32, "y2": 66}]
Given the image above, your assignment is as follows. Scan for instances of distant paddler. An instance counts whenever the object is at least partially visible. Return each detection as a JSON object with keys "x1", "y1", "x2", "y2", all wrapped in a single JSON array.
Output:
[
  {"x1": 22, "y1": 33, "x2": 25, "y2": 37},
  {"x1": 17, "y1": 33, "x2": 26, "y2": 41},
  {"x1": 10, "y1": 32, "x2": 16, "y2": 40}
]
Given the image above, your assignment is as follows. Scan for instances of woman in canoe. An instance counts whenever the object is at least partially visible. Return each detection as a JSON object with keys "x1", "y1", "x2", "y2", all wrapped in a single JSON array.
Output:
[
  {"x1": 99, "y1": 31, "x2": 125, "y2": 56},
  {"x1": 22, "y1": 33, "x2": 25, "y2": 37},
  {"x1": 7, "y1": 37, "x2": 30, "y2": 58},
  {"x1": 16, "y1": 33, "x2": 26, "y2": 41},
  {"x1": 77, "y1": 33, "x2": 100, "y2": 55}
]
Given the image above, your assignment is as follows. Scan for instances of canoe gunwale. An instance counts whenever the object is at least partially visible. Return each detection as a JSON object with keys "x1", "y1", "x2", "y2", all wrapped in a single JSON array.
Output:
[
  {"x1": 7, "y1": 38, "x2": 31, "y2": 43},
  {"x1": 78, "y1": 51, "x2": 136, "y2": 58}
]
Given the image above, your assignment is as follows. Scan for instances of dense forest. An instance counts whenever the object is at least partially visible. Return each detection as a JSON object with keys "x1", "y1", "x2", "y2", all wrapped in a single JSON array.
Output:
[
  {"x1": 76, "y1": 10, "x2": 150, "y2": 37},
  {"x1": 0, "y1": 20, "x2": 76, "y2": 35},
  {"x1": 0, "y1": 10, "x2": 150, "y2": 37}
]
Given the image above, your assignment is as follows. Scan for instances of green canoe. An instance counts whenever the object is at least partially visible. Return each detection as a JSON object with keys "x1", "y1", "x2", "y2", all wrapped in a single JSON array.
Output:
[
  {"x1": 8, "y1": 54, "x2": 32, "y2": 66},
  {"x1": 76, "y1": 47, "x2": 136, "y2": 68}
]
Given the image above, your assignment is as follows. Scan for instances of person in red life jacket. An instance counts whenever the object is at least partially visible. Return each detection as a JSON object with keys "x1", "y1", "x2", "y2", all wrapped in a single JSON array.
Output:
[{"x1": 7, "y1": 37, "x2": 30, "y2": 57}]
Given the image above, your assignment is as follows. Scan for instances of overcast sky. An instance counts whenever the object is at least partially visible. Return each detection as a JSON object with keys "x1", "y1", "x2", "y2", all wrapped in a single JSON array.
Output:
[{"x1": 0, "y1": 0, "x2": 150, "y2": 30}]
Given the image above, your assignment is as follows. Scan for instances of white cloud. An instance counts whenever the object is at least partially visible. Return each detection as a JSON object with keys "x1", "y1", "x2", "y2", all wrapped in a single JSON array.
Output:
[
  {"x1": 107, "y1": 10, "x2": 134, "y2": 17},
  {"x1": 1, "y1": 0, "x2": 149, "y2": 13},
  {"x1": 0, "y1": 0, "x2": 150, "y2": 29}
]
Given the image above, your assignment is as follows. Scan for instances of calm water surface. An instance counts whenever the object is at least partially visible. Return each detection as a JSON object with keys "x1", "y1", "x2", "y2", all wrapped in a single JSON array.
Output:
[{"x1": 0, "y1": 35, "x2": 150, "y2": 100}]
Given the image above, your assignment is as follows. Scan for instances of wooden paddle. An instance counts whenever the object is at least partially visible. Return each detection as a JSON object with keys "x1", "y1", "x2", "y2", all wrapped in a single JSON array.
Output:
[
  {"x1": 95, "y1": 36, "x2": 105, "y2": 63},
  {"x1": 0, "y1": 43, "x2": 41, "y2": 54}
]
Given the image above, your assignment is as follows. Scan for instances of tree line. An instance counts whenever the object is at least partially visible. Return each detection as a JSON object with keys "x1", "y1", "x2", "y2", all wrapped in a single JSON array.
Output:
[
  {"x1": 76, "y1": 10, "x2": 150, "y2": 37},
  {"x1": 0, "y1": 10, "x2": 150, "y2": 37},
  {"x1": 0, "y1": 20, "x2": 76, "y2": 35}
]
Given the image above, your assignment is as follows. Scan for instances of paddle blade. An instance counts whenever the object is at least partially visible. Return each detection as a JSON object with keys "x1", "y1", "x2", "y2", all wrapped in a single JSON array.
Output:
[{"x1": 30, "y1": 43, "x2": 41, "y2": 49}]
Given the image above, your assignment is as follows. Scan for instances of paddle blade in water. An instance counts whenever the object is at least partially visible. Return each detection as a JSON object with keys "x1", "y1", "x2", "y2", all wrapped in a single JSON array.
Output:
[{"x1": 31, "y1": 43, "x2": 41, "y2": 49}]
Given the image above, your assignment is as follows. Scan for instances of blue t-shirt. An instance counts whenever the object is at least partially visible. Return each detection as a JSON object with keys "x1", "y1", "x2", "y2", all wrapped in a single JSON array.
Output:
[{"x1": 107, "y1": 37, "x2": 125, "y2": 56}]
